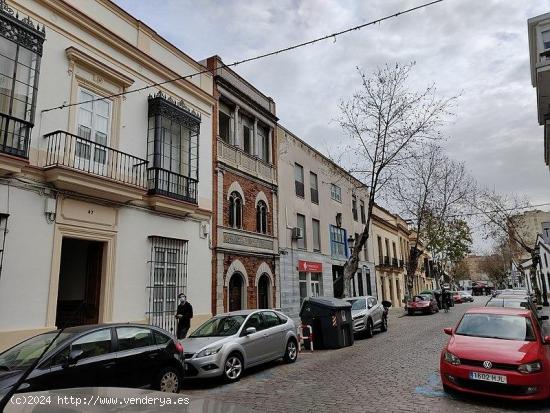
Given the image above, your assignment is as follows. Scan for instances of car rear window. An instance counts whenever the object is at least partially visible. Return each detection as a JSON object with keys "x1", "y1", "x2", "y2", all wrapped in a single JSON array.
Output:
[
  {"x1": 154, "y1": 331, "x2": 171, "y2": 345},
  {"x1": 456, "y1": 313, "x2": 536, "y2": 341},
  {"x1": 116, "y1": 327, "x2": 154, "y2": 350}
]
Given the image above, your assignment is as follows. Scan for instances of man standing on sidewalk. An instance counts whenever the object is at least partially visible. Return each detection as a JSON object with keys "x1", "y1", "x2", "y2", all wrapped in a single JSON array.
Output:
[{"x1": 175, "y1": 293, "x2": 193, "y2": 339}]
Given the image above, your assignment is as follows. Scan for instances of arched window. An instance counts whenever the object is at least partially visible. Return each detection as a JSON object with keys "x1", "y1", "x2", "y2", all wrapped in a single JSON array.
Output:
[
  {"x1": 229, "y1": 272, "x2": 245, "y2": 311},
  {"x1": 256, "y1": 200, "x2": 268, "y2": 234},
  {"x1": 229, "y1": 191, "x2": 243, "y2": 229},
  {"x1": 257, "y1": 274, "x2": 271, "y2": 309}
]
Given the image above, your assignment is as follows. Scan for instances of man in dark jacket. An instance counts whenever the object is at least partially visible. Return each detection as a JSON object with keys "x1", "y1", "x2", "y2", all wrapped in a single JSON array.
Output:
[{"x1": 175, "y1": 293, "x2": 193, "y2": 339}]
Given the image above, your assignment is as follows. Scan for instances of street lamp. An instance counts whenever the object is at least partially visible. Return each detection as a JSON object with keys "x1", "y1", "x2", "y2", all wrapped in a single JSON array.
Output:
[{"x1": 533, "y1": 244, "x2": 549, "y2": 307}]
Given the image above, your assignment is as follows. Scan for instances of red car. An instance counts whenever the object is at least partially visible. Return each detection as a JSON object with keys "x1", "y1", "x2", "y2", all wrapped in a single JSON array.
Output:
[
  {"x1": 440, "y1": 307, "x2": 550, "y2": 400},
  {"x1": 407, "y1": 294, "x2": 439, "y2": 315},
  {"x1": 452, "y1": 291, "x2": 463, "y2": 304}
]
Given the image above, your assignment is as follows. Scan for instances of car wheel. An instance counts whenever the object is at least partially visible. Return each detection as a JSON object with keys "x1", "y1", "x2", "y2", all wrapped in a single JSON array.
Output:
[
  {"x1": 283, "y1": 338, "x2": 298, "y2": 363},
  {"x1": 223, "y1": 353, "x2": 244, "y2": 382},
  {"x1": 365, "y1": 319, "x2": 374, "y2": 338},
  {"x1": 380, "y1": 316, "x2": 388, "y2": 332},
  {"x1": 156, "y1": 366, "x2": 181, "y2": 393}
]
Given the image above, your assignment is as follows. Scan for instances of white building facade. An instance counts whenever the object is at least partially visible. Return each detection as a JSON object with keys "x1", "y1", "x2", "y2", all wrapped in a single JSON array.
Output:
[
  {"x1": 0, "y1": 0, "x2": 214, "y2": 350},
  {"x1": 277, "y1": 126, "x2": 376, "y2": 320}
]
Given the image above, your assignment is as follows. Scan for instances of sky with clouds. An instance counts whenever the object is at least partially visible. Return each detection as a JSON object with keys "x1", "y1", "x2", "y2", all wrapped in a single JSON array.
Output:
[{"x1": 115, "y1": 0, "x2": 550, "y2": 250}]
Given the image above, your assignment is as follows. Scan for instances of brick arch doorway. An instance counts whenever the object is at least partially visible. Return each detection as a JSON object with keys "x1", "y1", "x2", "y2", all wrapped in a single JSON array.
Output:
[
  {"x1": 257, "y1": 273, "x2": 271, "y2": 309},
  {"x1": 229, "y1": 272, "x2": 246, "y2": 311}
]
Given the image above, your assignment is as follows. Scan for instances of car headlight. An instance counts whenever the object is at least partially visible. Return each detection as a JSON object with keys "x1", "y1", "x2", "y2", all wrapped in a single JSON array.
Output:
[
  {"x1": 443, "y1": 351, "x2": 461, "y2": 366},
  {"x1": 518, "y1": 361, "x2": 542, "y2": 374},
  {"x1": 196, "y1": 346, "x2": 222, "y2": 358}
]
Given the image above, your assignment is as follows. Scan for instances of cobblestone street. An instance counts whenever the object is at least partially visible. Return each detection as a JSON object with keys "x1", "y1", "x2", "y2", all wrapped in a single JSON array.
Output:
[{"x1": 180, "y1": 297, "x2": 550, "y2": 413}]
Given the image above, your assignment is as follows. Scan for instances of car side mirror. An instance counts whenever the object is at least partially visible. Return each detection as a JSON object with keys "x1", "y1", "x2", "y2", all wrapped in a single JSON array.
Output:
[
  {"x1": 244, "y1": 327, "x2": 256, "y2": 336},
  {"x1": 64, "y1": 349, "x2": 84, "y2": 367},
  {"x1": 443, "y1": 328, "x2": 453, "y2": 336},
  {"x1": 367, "y1": 304, "x2": 373, "y2": 309},
  {"x1": 382, "y1": 300, "x2": 392, "y2": 308}
]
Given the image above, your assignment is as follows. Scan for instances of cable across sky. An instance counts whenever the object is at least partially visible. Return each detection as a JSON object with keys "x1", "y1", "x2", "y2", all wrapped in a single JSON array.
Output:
[{"x1": 41, "y1": 0, "x2": 445, "y2": 114}]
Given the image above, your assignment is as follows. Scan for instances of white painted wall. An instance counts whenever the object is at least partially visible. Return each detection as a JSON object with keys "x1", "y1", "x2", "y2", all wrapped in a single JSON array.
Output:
[
  {"x1": 114, "y1": 207, "x2": 211, "y2": 323},
  {"x1": 0, "y1": 185, "x2": 55, "y2": 330}
]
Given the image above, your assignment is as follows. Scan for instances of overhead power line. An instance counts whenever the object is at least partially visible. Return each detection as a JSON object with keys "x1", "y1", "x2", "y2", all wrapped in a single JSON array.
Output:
[{"x1": 41, "y1": 0, "x2": 445, "y2": 113}]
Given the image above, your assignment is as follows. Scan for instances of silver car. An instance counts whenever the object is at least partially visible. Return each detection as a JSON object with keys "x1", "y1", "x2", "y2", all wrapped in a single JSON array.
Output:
[
  {"x1": 346, "y1": 296, "x2": 389, "y2": 337},
  {"x1": 180, "y1": 309, "x2": 298, "y2": 382}
]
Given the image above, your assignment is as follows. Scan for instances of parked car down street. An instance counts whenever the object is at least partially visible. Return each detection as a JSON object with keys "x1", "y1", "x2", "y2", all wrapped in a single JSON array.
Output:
[
  {"x1": 0, "y1": 324, "x2": 185, "y2": 401},
  {"x1": 180, "y1": 310, "x2": 298, "y2": 382},
  {"x1": 451, "y1": 291, "x2": 464, "y2": 304},
  {"x1": 458, "y1": 291, "x2": 474, "y2": 302},
  {"x1": 345, "y1": 296, "x2": 390, "y2": 337},
  {"x1": 407, "y1": 294, "x2": 439, "y2": 316},
  {"x1": 440, "y1": 307, "x2": 550, "y2": 400}
]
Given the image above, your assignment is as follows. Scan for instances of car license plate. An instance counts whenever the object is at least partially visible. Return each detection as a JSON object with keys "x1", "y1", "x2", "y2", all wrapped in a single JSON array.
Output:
[{"x1": 469, "y1": 371, "x2": 507, "y2": 384}]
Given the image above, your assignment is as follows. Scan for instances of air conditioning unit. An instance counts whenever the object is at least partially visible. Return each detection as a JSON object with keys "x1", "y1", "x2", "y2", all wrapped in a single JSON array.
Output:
[{"x1": 291, "y1": 227, "x2": 304, "y2": 239}]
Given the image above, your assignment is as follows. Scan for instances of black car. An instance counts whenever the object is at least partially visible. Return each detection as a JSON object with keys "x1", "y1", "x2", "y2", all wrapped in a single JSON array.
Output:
[{"x1": 0, "y1": 323, "x2": 185, "y2": 399}]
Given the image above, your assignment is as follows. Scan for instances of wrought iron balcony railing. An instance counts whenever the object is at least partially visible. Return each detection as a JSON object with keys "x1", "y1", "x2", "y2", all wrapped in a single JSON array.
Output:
[
  {"x1": 147, "y1": 167, "x2": 197, "y2": 204},
  {"x1": 0, "y1": 114, "x2": 31, "y2": 158},
  {"x1": 44, "y1": 130, "x2": 148, "y2": 188}
]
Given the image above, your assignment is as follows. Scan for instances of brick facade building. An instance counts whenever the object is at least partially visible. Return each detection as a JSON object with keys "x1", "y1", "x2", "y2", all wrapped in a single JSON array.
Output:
[{"x1": 204, "y1": 56, "x2": 279, "y2": 315}]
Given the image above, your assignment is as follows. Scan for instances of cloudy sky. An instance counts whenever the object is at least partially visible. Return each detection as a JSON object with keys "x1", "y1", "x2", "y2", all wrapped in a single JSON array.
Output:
[{"x1": 116, "y1": 0, "x2": 550, "y2": 249}]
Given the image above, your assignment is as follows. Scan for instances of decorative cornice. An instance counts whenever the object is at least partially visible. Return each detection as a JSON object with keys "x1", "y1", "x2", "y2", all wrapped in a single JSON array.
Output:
[
  {"x1": 65, "y1": 46, "x2": 134, "y2": 87},
  {"x1": 148, "y1": 92, "x2": 201, "y2": 133},
  {"x1": 0, "y1": 0, "x2": 45, "y2": 55}
]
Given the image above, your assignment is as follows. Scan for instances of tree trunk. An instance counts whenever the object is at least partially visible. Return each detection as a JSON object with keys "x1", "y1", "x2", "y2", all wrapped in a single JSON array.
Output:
[{"x1": 406, "y1": 246, "x2": 421, "y2": 298}]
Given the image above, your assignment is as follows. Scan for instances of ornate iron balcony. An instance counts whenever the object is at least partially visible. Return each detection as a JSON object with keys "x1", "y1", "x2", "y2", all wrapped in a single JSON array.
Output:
[
  {"x1": 147, "y1": 167, "x2": 197, "y2": 204},
  {"x1": 43, "y1": 130, "x2": 148, "y2": 188},
  {"x1": 0, "y1": 114, "x2": 31, "y2": 158}
]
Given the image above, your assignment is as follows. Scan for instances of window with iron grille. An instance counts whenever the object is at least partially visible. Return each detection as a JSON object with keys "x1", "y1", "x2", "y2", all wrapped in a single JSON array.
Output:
[
  {"x1": 147, "y1": 236, "x2": 188, "y2": 335},
  {"x1": 147, "y1": 93, "x2": 200, "y2": 203},
  {"x1": 0, "y1": 8, "x2": 44, "y2": 158}
]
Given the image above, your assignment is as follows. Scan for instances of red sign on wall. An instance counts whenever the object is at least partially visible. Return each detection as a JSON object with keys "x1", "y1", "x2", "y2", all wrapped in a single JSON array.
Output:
[{"x1": 298, "y1": 260, "x2": 323, "y2": 272}]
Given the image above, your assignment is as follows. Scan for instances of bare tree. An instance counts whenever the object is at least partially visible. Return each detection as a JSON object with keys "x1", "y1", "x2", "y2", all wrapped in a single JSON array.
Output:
[
  {"x1": 337, "y1": 62, "x2": 457, "y2": 298},
  {"x1": 391, "y1": 144, "x2": 473, "y2": 296},
  {"x1": 472, "y1": 190, "x2": 536, "y2": 292}
]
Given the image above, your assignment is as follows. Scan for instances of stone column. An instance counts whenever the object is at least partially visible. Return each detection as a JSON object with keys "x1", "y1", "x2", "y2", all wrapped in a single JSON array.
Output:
[
  {"x1": 391, "y1": 274, "x2": 398, "y2": 307},
  {"x1": 253, "y1": 118, "x2": 258, "y2": 157},
  {"x1": 384, "y1": 274, "x2": 391, "y2": 302},
  {"x1": 233, "y1": 105, "x2": 239, "y2": 147},
  {"x1": 376, "y1": 273, "x2": 383, "y2": 302}
]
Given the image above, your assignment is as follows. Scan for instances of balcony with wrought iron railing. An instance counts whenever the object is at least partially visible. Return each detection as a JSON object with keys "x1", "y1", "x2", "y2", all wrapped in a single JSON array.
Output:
[
  {"x1": 43, "y1": 130, "x2": 148, "y2": 202},
  {"x1": 147, "y1": 167, "x2": 197, "y2": 204},
  {"x1": 217, "y1": 139, "x2": 274, "y2": 183},
  {"x1": 0, "y1": 114, "x2": 32, "y2": 175}
]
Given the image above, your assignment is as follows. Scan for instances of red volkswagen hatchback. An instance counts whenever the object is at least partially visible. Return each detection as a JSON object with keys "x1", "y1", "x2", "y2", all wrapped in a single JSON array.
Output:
[{"x1": 440, "y1": 307, "x2": 550, "y2": 400}]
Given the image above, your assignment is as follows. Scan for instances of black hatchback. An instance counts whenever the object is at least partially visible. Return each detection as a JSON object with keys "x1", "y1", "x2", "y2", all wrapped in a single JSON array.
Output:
[{"x1": 0, "y1": 324, "x2": 185, "y2": 398}]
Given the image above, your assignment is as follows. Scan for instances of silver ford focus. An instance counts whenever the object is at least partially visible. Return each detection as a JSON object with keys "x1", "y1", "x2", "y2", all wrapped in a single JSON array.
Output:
[{"x1": 180, "y1": 309, "x2": 298, "y2": 382}]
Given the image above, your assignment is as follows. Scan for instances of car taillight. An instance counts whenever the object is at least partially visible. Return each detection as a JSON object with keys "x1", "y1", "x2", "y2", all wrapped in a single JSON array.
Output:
[{"x1": 175, "y1": 341, "x2": 184, "y2": 353}]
